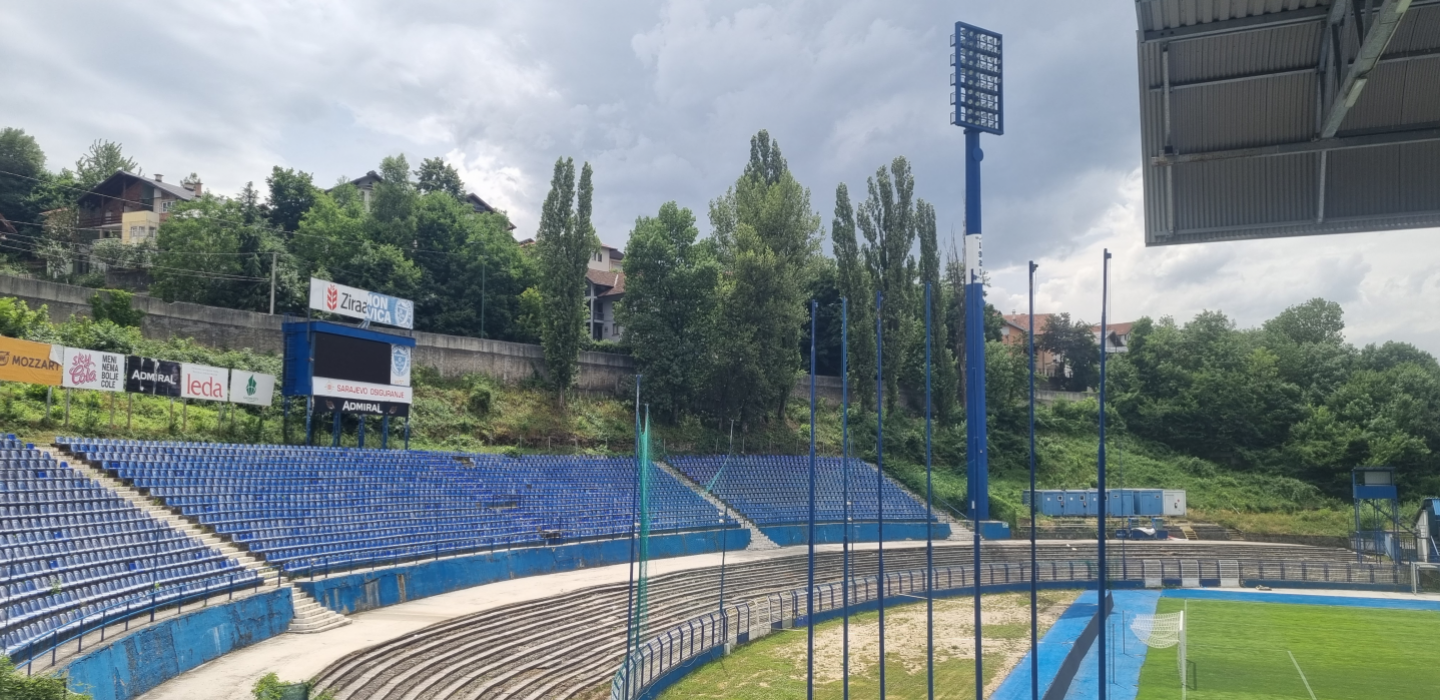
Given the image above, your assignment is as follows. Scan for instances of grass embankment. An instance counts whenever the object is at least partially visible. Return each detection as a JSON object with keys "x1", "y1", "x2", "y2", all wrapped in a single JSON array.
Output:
[
  {"x1": 1136, "y1": 598, "x2": 1440, "y2": 699},
  {"x1": 1, "y1": 362, "x2": 1352, "y2": 536},
  {"x1": 657, "y1": 591, "x2": 1078, "y2": 700}
]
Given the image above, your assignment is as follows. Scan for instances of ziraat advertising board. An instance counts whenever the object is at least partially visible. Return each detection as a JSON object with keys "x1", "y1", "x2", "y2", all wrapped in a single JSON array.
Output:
[
  {"x1": 308, "y1": 278, "x2": 414, "y2": 330},
  {"x1": 62, "y1": 348, "x2": 124, "y2": 392}
]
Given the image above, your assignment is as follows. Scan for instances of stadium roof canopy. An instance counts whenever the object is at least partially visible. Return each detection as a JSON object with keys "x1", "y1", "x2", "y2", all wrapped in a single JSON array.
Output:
[{"x1": 1135, "y1": 0, "x2": 1440, "y2": 245}]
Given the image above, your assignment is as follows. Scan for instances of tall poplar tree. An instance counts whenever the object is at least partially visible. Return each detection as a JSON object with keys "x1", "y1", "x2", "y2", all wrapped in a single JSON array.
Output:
[
  {"x1": 858, "y1": 157, "x2": 918, "y2": 412},
  {"x1": 831, "y1": 182, "x2": 875, "y2": 411},
  {"x1": 534, "y1": 158, "x2": 597, "y2": 405},
  {"x1": 917, "y1": 199, "x2": 959, "y2": 418},
  {"x1": 708, "y1": 131, "x2": 820, "y2": 424}
]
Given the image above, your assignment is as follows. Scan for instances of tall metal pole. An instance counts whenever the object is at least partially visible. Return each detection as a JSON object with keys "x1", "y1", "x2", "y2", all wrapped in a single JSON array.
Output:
[
  {"x1": 966, "y1": 128, "x2": 987, "y2": 700},
  {"x1": 1028, "y1": 261, "x2": 1039, "y2": 700},
  {"x1": 625, "y1": 375, "x2": 642, "y2": 663},
  {"x1": 269, "y1": 251, "x2": 278, "y2": 315},
  {"x1": 807, "y1": 300, "x2": 817, "y2": 700},
  {"x1": 924, "y1": 283, "x2": 935, "y2": 700},
  {"x1": 841, "y1": 296, "x2": 851, "y2": 700},
  {"x1": 875, "y1": 290, "x2": 886, "y2": 700},
  {"x1": 1098, "y1": 248, "x2": 1112, "y2": 699}
]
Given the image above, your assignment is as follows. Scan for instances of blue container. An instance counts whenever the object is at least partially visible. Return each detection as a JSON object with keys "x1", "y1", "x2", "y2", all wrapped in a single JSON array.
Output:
[
  {"x1": 1062, "y1": 491, "x2": 1086, "y2": 517},
  {"x1": 1041, "y1": 490, "x2": 1064, "y2": 517},
  {"x1": 1107, "y1": 490, "x2": 1135, "y2": 517},
  {"x1": 1137, "y1": 490, "x2": 1164, "y2": 516},
  {"x1": 1081, "y1": 490, "x2": 1100, "y2": 517}
]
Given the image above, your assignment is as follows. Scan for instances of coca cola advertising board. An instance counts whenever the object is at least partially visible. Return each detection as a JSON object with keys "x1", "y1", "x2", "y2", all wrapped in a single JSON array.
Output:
[{"x1": 61, "y1": 348, "x2": 124, "y2": 392}]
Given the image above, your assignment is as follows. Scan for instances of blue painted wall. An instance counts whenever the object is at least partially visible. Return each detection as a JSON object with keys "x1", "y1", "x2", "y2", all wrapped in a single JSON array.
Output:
[
  {"x1": 758, "y1": 522, "x2": 948, "y2": 547},
  {"x1": 63, "y1": 589, "x2": 294, "y2": 700},
  {"x1": 297, "y1": 529, "x2": 750, "y2": 614}
]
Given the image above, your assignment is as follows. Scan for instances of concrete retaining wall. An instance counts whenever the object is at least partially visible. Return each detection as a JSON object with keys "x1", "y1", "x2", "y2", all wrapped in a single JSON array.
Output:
[
  {"x1": 296, "y1": 529, "x2": 751, "y2": 615},
  {"x1": 62, "y1": 589, "x2": 294, "y2": 700},
  {"x1": 757, "y1": 522, "x2": 949, "y2": 547}
]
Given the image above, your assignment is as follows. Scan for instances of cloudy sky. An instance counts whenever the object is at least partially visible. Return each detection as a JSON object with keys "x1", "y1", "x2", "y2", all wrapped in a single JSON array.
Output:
[{"x1": 3, "y1": 1, "x2": 1437, "y2": 354}]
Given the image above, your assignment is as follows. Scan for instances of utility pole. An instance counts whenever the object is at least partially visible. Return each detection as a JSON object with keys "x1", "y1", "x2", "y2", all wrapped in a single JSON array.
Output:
[{"x1": 269, "y1": 251, "x2": 278, "y2": 315}]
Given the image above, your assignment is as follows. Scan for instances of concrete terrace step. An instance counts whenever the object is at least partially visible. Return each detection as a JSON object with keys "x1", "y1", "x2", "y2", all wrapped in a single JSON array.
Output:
[
  {"x1": 654, "y1": 459, "x2": 780, "y2": 550},
  {"x1": 47, "y1": 442, "x2": 350, "y2": 635}
]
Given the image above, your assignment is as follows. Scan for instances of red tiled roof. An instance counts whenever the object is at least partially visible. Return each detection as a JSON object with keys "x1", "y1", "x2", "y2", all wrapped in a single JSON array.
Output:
[
  {"x1": 1002, "y1": 313, "x2": 1057, "y2": 335},
  {"x1": 587, "y1": 268, "x2": 626, "y2": 297}
]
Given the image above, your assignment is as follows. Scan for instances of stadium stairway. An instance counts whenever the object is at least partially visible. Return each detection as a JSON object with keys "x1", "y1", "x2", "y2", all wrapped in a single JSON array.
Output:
[
  {"x1": 892, "y1": 484, "x2": 973, "y2": 541},
  {"x1": 45, "y1": 444, "x2": 351, "y2": 635},
  {"x1": 653, "y1": 460, "x2": 778, "y2": 550}
]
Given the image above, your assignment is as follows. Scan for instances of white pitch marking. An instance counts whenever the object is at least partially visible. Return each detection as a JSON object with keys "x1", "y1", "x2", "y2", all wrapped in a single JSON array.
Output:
[{"x1": 1287, "y1": 650, "x2": 1318, "y2": 700}]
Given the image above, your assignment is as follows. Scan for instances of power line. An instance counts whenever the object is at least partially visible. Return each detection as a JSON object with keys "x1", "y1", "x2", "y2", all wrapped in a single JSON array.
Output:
[{"x1": 0, "y1": 236, "x2": 268, "y2": 283}]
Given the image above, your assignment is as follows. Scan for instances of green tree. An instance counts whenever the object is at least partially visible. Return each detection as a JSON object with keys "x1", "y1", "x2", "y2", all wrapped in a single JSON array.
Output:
[
  {"x1": 708, "y1": 130, "x2": 819, "y2": 423},
  {"x1": 73, "y1": 139, "x2": 138, "y2": 189},
  {"x1": 1037, "y1": 312, "x2": 1099, "y2": 391},
  {"x1": 618, "y1": 202, "x2": 720, "y2": 420},
  {"x1": 857, "y1": 157, "x2": 917, "y2": 412},
  {"x1": 0, "y1": 127, "x2": 46, "y2": 223},
  {"x1": 290, "y1": 189, "x2": 420, "y2": 303},
  {"x1": 830, "y1": 182, "x2": 875, "y2": 410},
  {"x1": 533, "y1": 158, "x2": 596, "y2": 403},
  {"x1": 916, "y1": 198, "x2": 958, "y2": 418},
  {"x1": 89, "y1": 289, "x2": 145, "y2": 327},
  {"x1": 0, "y1": 654, "x2": 90, "y2": 700},
  {"x1": 369, "y1": 154, "x2": 418, "y2": 249},
  {"x1": 0, "y1": 297, "x2": 53, "y2": 339},
  {"x1": 265, "y1": 167, "x2": 318, "y2": 233},
  {"x1": 415, "y1": 157, "x2": 466, "y2": 199},
  {"x1": 411, "y1": 191, "x2": 531, "y2": 339}
]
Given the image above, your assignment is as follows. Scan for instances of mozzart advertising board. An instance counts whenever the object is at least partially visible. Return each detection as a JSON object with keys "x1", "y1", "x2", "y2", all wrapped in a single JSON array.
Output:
[
  {"x1": 308, "y1": 278, "x2": 414, "y2": 330},
  {"x1": 0, "y1": 337, "x2": 63, "y2": 386}
]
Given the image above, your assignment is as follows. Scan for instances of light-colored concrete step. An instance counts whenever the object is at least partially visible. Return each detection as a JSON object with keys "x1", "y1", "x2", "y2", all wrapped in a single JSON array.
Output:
[{"x1": 653, "y1": 459, "x2": 780, "y2": 550}]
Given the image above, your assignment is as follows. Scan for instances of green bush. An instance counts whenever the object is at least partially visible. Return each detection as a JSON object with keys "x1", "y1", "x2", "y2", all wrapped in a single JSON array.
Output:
[
  {"x1": 467, "y1": 385, "x2": 493, "y2": 417},
  {"x1": 0, "y1": 655, "x2": 90, "y2": 700},
  {"x1": 89, "y1": 289, "x2": 145, "y2": 328}
]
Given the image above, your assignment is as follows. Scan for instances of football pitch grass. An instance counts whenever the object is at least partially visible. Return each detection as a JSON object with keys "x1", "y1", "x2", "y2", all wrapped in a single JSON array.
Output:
[
  {"x1": 656, "y1": 591, "x2": 1077, "y2": 700},
  {"x1": 1135, "y1": 597, "x2": 1440, "y2": 699}
]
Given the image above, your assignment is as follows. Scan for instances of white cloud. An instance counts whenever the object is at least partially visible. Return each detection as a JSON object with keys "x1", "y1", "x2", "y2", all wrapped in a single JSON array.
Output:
[{"x1": 988, "y1": 170, "x2": 1440, "y2": 356}]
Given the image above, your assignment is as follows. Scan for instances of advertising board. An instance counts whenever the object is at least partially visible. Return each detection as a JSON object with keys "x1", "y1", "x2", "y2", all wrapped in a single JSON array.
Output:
[
  {"x1": 308, "y1": 278, "x2": 414, "y2": 329},
  {"x1": 62, "y1": 348, "x2": 124, "y2": 392},
  {"x1": 0, "y1": 337, "x2": 63, "y2": 386}
]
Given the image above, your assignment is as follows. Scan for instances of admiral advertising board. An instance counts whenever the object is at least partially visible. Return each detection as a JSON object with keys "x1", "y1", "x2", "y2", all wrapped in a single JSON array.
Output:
[
  {"x1": 62, "y1": 348, "x2": 124, "y2": 392},
  {"x1": 0, "y1": 337, "x2": 63, "y2": 386},
  {"x1": 308, "y1": 278, "x2": 414, "y2": 330},
  {"x1": 124, "y1": 357, "x2": 182, "y2": 397}
]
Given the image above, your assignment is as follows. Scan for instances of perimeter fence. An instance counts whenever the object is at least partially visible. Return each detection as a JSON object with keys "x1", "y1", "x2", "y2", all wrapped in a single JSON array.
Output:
[{"x1": 607, "y1": 556, "x2": 1404, "y2": 700}]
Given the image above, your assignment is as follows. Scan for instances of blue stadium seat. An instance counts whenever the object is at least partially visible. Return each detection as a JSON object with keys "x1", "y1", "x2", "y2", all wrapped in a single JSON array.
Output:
[{"x1": 669, "y1": 455, "x2": 933, "y2": 526}]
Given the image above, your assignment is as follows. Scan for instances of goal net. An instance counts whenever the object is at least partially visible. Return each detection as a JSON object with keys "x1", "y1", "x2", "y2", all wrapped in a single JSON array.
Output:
[{"x1": 1131, "y1": 610, "x2": 1186, "y2": 699}]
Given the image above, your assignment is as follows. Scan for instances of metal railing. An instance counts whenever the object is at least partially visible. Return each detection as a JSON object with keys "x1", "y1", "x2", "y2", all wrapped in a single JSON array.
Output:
[
  {"x1": 5, "y1": 570, "x2": 265, "y2": 675},
  {"x1": 609, "y1": 602, "x2": 750, "y2": 700},
  {"x1": 280, "y1": 524, "x2": 739, "y2": 580}
]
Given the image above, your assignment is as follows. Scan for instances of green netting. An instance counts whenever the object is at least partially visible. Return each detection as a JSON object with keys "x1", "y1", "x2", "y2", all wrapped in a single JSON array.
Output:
[{"x1": 628, "y1": 411, "x2": 653, "y2": 652}]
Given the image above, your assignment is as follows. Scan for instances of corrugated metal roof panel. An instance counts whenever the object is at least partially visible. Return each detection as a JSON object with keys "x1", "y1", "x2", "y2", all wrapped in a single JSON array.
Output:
[
  {"x1": 1341, "y1": 58, "x2": 1440, "y2": 132},
  {"x1": 1166, "y1": 21, "x2": 1320, "y2": 84},
  {"x1": 1386, "y1": 4, "x2": 1440, "y2": 53},
  {"x1": 1137, "y1": 0, "x2": 1325, "y2": 32},
  {"x1": 1172, "y1": 154, "x2": 1319, "y2": 230},
  {"x1": 1327, "y1": 141, "x2": 1440, "y2": 218},
  {"x1": 1171, "y1": 72, "x2": 1316, "y2": 152}
]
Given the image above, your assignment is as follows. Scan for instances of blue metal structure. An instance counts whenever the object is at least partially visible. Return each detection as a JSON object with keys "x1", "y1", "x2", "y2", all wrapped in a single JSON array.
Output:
[
  {"x1": 875, "y1": 291, "x2": 887, "y2": 699},
  {"x1": 841, "y1": 297, "x2": 851, "y2": 700},
  {"x1": 1352, "y1": 467, "x2": 1402, "y2": 562},
  {"x1": 924, "y1": 284, "x2": 935, "y2": 700},
  {"x1": 1097, "y1": 248, "x2": 1112, "y2": 699},
  {"x1": 807, "y1": 301, "x2": 817, "y2": 700},
  {"x1": 953, "y1": 22, "x2": 1002, "y2": 700},
  {"x1": 1027, "y1": 261, "x2": 1038, "y2": 700}
]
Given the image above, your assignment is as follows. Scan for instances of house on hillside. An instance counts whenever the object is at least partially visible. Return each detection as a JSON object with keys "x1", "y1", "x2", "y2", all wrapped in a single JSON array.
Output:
[
  {"x1": 1092, "y1": 321, "x2": 1136, "y2": 353},
  {"x1": 586, "y1": 244, "x2": 626, "y2": 341},
  {"x1": 330, "y1": 171, "x2": 514, "y2": 228},
  {"x1": 1000, "y1": 313, "x2": 1061, "y2": 377},
  {"x1": 77, "y1": 171, "x2": 200, "y2": 245}
]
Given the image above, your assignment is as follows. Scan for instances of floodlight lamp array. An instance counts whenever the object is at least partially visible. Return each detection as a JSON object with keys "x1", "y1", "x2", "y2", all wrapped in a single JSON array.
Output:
[{"x1": 949, "y1": 22, "x2": 1003, "y2": 135}]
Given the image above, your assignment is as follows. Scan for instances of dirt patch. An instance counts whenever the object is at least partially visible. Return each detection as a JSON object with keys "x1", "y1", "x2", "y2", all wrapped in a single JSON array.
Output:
[{"x1": 772, "y1": 589, "x2": 1079, "y2": 692}]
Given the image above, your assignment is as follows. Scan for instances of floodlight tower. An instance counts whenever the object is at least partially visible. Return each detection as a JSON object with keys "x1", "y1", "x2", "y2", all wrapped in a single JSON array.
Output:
[
  {"x1": 951, "y1": 22, "x2": 1002, "y2": 528},
  {"x1": 952, "y1": 21, "x2": 1003, "y2": 700}
]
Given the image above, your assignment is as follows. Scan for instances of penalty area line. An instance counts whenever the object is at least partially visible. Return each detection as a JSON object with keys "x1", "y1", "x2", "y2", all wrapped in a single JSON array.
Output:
[{"x1": 1286, "y1": 650, "x2": 1317, "y2": 700}]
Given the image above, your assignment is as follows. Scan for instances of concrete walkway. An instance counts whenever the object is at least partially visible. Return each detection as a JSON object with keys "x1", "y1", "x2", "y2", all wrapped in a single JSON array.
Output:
[{"x1": 134, "y1": 540, "x2": 929, "y2": 700}]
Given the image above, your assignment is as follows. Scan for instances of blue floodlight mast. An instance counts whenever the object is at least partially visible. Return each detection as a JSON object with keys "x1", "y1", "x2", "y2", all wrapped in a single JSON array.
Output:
[
  {"x1": 952, "y1": 22, "x2": 1002, "y2": 523},
  {"x1": 953, "y1": 22, "x2": 1001, "y2": 700}
]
